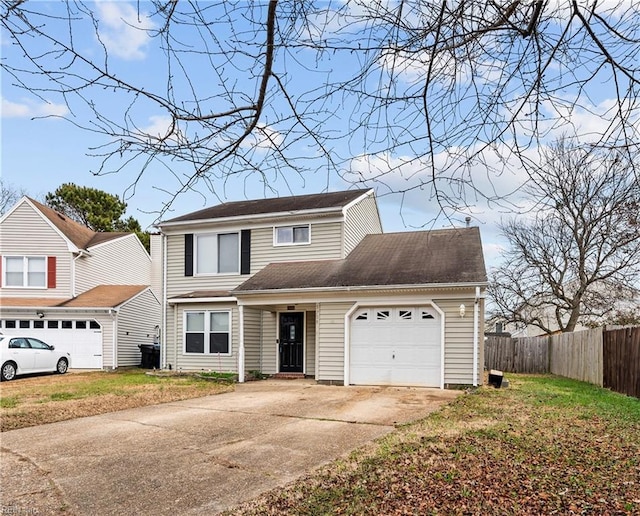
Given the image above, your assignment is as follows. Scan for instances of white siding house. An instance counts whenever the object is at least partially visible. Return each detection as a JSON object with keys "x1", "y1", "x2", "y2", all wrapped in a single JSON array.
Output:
[{"x1": 0, "y1": 197, "x2": 160, "y2": 370}]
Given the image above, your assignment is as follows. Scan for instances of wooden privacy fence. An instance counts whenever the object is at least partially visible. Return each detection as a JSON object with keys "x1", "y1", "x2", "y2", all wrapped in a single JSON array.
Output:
[
  {"x1": 485, "y1": 326, "x2": 640, "y2": 398},
  {"x1": 603, "y1": 327, "x2": 640, "y2": 399}
]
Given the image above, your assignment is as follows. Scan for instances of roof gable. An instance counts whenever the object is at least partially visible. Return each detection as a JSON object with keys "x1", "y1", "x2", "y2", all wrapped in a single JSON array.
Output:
[
  {"x1": 26, "y1": 197, "x2": 96, "y2": 249},
  {"x1": 19, "y1": 197, "x2": 135, "y2": 251},
  {"x1": 234, "y1": 227, "x2": 487, "y2": 292},
  {"x1": 161, "y1": 189, "x2": 371, "y2": 224}
]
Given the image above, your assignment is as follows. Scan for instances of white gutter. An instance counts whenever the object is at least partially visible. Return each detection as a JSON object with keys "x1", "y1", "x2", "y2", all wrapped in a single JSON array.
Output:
[
  {"x1": 473, "y1": 286, "x2": 480, "y2": 387},
  {"x1": 168, "y1": 296, "x2": 238, "y2": 304},
  {"x1": 238, "y1": 305, "x2": 245, "y2": 383},
  {"x1": 5, "y1": 306, "x2": 118, "y2": 313},
  {"x1": 157, "y1": 206, "x2": 344, "y2": 229},
  {"x1": 235, "y1": 282, "x2": 488, "y2": 296}
]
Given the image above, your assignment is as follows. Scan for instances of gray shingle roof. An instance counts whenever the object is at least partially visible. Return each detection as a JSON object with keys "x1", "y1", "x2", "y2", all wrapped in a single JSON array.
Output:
[
  {"x1": 234, "y1": 227, "x2": 487, "y2": 292},
  {"x1": 161, "y1": 189, "x2": 371, "y2": 224}
]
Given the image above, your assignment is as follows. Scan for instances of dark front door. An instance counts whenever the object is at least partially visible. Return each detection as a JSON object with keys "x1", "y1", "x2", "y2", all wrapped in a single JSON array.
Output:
[{"x1": 279, "y1": 312, "x2": 304, "y2": 373}]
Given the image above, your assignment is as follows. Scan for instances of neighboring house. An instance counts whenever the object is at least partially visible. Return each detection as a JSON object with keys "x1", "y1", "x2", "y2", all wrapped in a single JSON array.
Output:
[
  {"x1": 156, "y1": 188, "x2": 487, "y2": 388},
  {"x1": 0, "y1": 197, "x2": 161, "y2": 369}
]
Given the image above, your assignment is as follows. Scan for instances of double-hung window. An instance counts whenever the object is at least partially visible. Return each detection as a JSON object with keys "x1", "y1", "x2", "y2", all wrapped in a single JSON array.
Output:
[
  {"x1": 3, "y1": 256, "x2": 46, "y2": 287},
  {"x1": 184, "y1": 311, "x2": 231, "y2": 355},
  {"x1": 195, "y1": 233, "x2": 239, "y2": 274},
  {"x1": 274, "y1": 224, "x2": 310, "y2": 245}
]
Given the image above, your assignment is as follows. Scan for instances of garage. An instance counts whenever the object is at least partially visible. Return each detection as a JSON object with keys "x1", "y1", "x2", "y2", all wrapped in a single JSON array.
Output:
[
  {"x1": 1, "y1": 319, "x2": 103, "y2": 369},
  {"x1": 350, "y1": 306, "x2": 442, "y2": 387}
]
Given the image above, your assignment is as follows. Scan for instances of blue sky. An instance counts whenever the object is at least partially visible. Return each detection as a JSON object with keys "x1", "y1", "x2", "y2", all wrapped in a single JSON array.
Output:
[{"x1": 2, "y1": 1, "x2": 635, "y2": 269}]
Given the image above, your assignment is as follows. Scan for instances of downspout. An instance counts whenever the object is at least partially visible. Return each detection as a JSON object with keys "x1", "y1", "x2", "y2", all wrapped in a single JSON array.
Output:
[
  {"x1": 238, "y1": 304, "x2": 245, "y2": 383},
  {"x1": 473, "y1": 287, "x2": 480, "y2": 387},
  {"x1": 162, "y1": 233, "x2": 168, "y2": 369},
  {"x1": 111, "y1": 309, "x2": 118, "y2": 370},
  {"x1": 343, "y1": 302, "x2": 360, "y2": 386},
  {"x1": 174, "y1": 304, "x2": 178, "y2": 371}
]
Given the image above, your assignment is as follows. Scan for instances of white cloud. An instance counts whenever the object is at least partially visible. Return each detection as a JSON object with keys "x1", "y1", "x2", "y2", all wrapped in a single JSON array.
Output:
[
  {"x1": 1, "y1": 97, "x2": 68, "y2": 118},
  {"x1": 240, "y1": 124, "x2": 284, "y2": 151},
  {"x1": 95, "y1": 2, "x2": 155, "y2": 60},
  {"x1": 138, "y1": 115, "x2": 174, "y2": 140}
]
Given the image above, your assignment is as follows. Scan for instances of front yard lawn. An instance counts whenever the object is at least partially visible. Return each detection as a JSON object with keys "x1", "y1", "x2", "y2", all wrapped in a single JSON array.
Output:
[
  {"x1": 231, "y1": 375, "x2": 640, "y2": 515},
  {"x1": 0, "y1": 368, "x2": 233, "y2": 431}
]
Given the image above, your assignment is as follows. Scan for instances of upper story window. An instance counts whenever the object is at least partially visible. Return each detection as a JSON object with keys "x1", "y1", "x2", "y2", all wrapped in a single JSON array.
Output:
[
  {"x1": 3, "y1": 256, "x2": 46, "y2": 288},
  {"x1": 195, "y1": 232, "x2": 239, "y2": 275},
  {"x1": 274, "y1": 224, "x2": 310, "y2": 246}
]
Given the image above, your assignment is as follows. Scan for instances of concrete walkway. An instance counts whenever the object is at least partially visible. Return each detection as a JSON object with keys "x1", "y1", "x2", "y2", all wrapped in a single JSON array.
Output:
[{"x1": 1, "y1": 380, "x2": 459, "y2": 515}]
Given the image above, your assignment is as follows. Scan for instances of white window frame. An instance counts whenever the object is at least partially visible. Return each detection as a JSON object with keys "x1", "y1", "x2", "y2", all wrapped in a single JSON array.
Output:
[
  {"x1": 183, "y1": 310, "x2": 232, "y2": 355},
  {"x1": 194, "y1": 232, "x2": 240, "y2": 275},
  {"x1": 273, "y1": 224, "x2": 311, "y2": 246},
  {"x1": 2, "y1": 255, "x2": 47, "y2": 288}
]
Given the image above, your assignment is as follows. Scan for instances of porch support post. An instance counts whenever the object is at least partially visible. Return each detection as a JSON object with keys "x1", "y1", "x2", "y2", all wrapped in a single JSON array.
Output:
[{"x1": 238, "y1": 304, "x2": 245, "y2": 383}]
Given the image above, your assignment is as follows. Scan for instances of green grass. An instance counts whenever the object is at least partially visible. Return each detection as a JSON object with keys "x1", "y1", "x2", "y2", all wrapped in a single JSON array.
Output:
[
  {"x1": 0, "y1": 396, "x2": 19, "y2": 408},
  {"x1": 230, "y1": 374, "x2": 640, "y2": 515}
]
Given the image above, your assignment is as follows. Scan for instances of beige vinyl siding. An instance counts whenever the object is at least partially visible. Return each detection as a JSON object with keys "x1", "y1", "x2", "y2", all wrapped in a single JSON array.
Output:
[
  {"x1": 165, "y1": 221, "x2": 343, "y2": 297},
  {"x1": 343, "y1": 194, "x2": 382, "y2": 255},
  {"x1": 116, "y1": 289, "x2": 161, "y2": 367},
  {"x1": 435, "y1": 297, "x2": 479, "y2": 385},
  {"x1": 0, "y1": 202, "x2": 72, "y2": 298},
  {"x1": 150, "y1": 234, "x2": 163, "y2": 301},
  {"x1": 316, "y1": 302, "x2": 353, "y2": 383},
  {"x1": 165, "y1": 234, "x2": 245, "y2": 297},
  {"x1": 75, "y1": 235, "x2": 151, "y2": 294},
  {"x1": 305, "y1": 310, "x2": 317, "y2": 377},
  {"x1": 260, "y1": 311, "x2": 277, "y2": 374},
  {"x1": 243, "y1": 307, "x2": 262, "y2": 372},
  {"x1": 166, "y1": 302, "x2": 240, "y2": 373},
  {"x1": 251, "y1": 221, "x2": 343, "y2": 270}
]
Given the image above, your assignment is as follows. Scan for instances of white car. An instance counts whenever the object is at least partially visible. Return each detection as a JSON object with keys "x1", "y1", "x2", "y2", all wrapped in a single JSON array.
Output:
[{"x1": 0, "y1": 335, "x2": 71, "y2": 381}]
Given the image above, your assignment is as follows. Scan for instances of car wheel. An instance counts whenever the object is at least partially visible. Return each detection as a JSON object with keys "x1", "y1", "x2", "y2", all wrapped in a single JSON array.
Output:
[
  {"x1": 1, "y1": 361, "x2": 17, "y2": 381},
  {"x1": 56, "y1": 358, "x2": 69, "y2": 375}
]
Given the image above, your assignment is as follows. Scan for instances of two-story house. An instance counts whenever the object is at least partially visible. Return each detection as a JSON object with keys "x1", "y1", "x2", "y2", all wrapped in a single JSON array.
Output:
[
  {"x1": 157, "y1": 189, "x2": 487, "y2": 388},
  {"x1": 0, "y1": 197, "x2": 161, "y2": 369}
]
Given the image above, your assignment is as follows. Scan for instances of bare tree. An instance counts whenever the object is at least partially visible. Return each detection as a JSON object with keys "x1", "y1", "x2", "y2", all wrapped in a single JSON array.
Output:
[
  {"x1": 488, "y1": 138, "x2": 640, "y2": 334},
  {"x1": 1, "y1": 1, "x2": 639, "y2": 219},
  {"x1": 0, "y1": 179, "x2": 26, "y2": 215}
]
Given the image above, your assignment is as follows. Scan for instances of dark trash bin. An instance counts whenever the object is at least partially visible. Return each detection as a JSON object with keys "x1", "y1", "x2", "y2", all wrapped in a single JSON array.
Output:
[{"x1": 139, "y1": 343, "x2": 160, "y2": 369}]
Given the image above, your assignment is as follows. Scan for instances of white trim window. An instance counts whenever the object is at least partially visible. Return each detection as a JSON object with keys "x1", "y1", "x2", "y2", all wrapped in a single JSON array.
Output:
[
  {"x1": 184, "y1": 310, "x2": 231, "y2": 355},
  {"x1": 195, "y1": 232, "x2": 239, "y2": 274},
  {"x1": 3, "y1": 256, "x2": 46, "y2": 288},
  {"x1": 274, "y1": 224, "x2": 310, "y2": 246}
]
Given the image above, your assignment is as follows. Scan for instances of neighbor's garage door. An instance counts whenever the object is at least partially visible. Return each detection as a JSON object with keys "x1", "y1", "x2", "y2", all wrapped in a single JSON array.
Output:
[
  {"x1": 350, "y1": 306, "x2": 441, "y2": 387},
  {"x1": 1, "y1": 319, "x2": 103, "y2": 369}
]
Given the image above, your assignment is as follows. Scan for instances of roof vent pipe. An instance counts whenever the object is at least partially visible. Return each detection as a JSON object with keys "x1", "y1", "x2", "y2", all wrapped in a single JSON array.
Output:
[{"x1": 465, "y1": 216, "x2": 471, "y2": 228}]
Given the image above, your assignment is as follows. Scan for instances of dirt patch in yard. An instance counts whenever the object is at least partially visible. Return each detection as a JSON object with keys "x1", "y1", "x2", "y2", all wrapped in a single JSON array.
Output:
[{"x1": 0, "y1": 369, "x2": 234, "y2": 431}]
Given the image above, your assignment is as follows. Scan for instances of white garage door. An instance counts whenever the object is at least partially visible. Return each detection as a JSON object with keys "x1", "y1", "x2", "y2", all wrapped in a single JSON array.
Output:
[
  {"x1": 1, "y1": 319, "x2": 103, "y2": 369},
  {"x1": 350, "y1": 306, "x2": 441, "y2": 387}
]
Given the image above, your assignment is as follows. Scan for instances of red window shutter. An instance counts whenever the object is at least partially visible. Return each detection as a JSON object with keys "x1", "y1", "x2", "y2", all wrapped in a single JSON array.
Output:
[{"x1": 47, "y1": 256, "x2": 56, "y2": 288}]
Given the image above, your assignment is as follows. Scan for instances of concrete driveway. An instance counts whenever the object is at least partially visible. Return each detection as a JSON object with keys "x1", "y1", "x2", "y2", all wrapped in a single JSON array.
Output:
[{"x1": 1, "y1": 379, "x2": 459, "y2": 515}]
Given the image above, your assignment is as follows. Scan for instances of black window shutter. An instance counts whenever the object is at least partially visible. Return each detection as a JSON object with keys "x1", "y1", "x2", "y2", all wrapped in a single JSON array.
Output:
[
  {"x1": 184, "y1": 233, "x2": 194, "y2": 276},
  {"x1": 241, "y1": 230, "x2": 251, "y2": 275}
]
